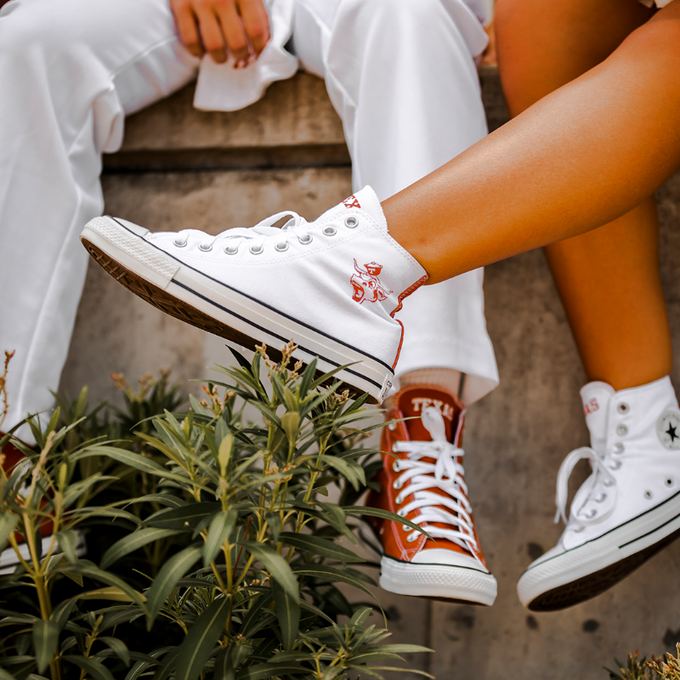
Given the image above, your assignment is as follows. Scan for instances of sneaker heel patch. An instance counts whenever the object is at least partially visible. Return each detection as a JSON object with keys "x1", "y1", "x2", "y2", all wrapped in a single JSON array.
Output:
[{"x1": 656, "y1": 410, "x2": 680, "y2": 450}]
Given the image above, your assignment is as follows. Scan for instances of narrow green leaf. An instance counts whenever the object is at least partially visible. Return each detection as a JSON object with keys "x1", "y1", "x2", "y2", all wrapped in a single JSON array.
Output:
[
  {"x1": 235, "y1": 662, "x2": 307, "y2": 680},
  {"x1": 280, "y1": 412, "x2": 300, "y2": 446},
  {"x1": 342, "y1": 506, "x2": 433, "y2": 539},
  {"x1": 75, "y1": 587, "x2": 137, "y2": 603},
  {"x1": 152, "y1": 647, "x2": 181, "y2": 680},
  {"x1": 72, "y1": 446, "x2": 168, "y2": 475},
  {"x1": 240, "y1": 541, "x2": 297, "y2": 599},
  {"x1": 218, "y1": 434, "x2": 233, "y2": 476},
  {"x1": 240, "y1": 592, "x2": 273, "y2": 638},
  {"x1": 99, "y1": 636, "x2": 131, "y2": 666},
  {"x1": 212, "y1": 648, "x2": 235, "y2": 680},
  {"x1": 51, "y1": 598, "x2": 77, "y2": 632},
  {"x1": 202, "y1": 510, "x2": 237, "y2": 567},
  {"x1": 64, "y1": 656, "x2": 115, "y2": 680},
  {"x1": 278, "y1": 532, "x2": 363, "y2": 563},
  {"x1": 124, "y1": 648, "x2": 171, "y2": 680},
  {"x1": 323, "y1": 456, "x2": 364, "y2": 490},
  {"x1": 145, "y1": 545, "x2": 202, "y2": 626},
  {"x1": 298, "y1": 358, "x2": 318, "y2": 398},
  {"x1": 0, "y1": 513, "x2": 18, "y2": 554},
  {"x1": 124, "y1": 494, "x2": 186, "y2": 509},
  {"x1": 174, "y1": 597, "x2": 230, "y2": 680},
  {"x1": 55, "y1": 530, "x2": 79, "y2": 564},
  {"x1": 58, "y1": 561, "x2": 146, "y2": 611},
  {"x1": 272, "y1": 580, "x2": 299, "y2": 651},
  {"x1": 32, "y1": 620, "x2": 58, "y2": 674},
  {"x1": 101, "y1": 527, "x2": 178, "y2": 569},
  {"x1": 73, "y1": 446, "x2": 204, "y2": 489},
  {"x1": 292, "y1": 564, "x2": 376, "y2": 599}
]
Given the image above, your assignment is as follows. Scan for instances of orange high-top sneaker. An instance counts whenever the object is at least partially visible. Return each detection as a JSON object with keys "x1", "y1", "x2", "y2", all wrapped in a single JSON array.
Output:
[
  {"x1": 365, "y1": 386, "x2": 497, "y2": 605},
  {"x1": 0, "y1": 434, "x2": 84, "y2": 573}
]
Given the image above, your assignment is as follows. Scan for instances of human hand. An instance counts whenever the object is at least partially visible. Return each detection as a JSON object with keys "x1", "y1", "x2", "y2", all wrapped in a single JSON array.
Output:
[{"x1": 169, "y1": 0, "x2": 270, "y2": 68}]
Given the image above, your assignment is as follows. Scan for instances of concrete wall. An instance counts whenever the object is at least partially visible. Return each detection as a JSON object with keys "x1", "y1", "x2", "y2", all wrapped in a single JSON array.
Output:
[{"x1": 60, "y1": 70, "x2": 680, "y2": 679}]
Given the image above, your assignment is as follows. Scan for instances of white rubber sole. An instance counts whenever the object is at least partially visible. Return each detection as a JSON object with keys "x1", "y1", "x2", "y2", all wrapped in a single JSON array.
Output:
[
  {"x1": 380, "y1": 555, "x2": 498, "y2": 606},
  {"x1": 81, "y1": 217, "x2": 394, "y2": 403},
  {"x1": 518, "y1": 490, "x2": 680, "y2": 611},
  {"x1": 0, "y1": 531, "x2": 87, "y2": 575}
]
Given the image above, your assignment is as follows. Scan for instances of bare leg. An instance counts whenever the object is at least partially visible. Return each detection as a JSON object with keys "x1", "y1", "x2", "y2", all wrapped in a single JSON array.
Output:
[
  {"x1": 496, "y1": 0, "x2": 672, "y2": 389},
  {"x1": 382, "y1": 0, "x2": 680, "y2": 286}
]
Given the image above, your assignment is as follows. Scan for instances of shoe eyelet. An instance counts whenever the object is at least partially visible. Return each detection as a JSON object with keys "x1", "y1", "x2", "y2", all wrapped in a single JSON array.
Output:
[
  {"x1": 388, "y1": 422, "x2": 396, "y2": 431},
  {"x1": 173, "y1": 238, "x2": 188, "y2": 248},
  {"x1": 665, "y1": 478, "x2": 674, "y2": 488},
  {"x1": 392, "y1": 461, "x2": 400, "y2": 472},
  {"x1": 275, "y1": 242, "x2": 289, "y2": 252},
  {"x1": 298, "y1": 233, "x2": 313, "y2": 245},
  {"x1": 644, "y1": 490, "x2": 653, "y2": 500},
  {"x1": 573, "y1": 526, "x2": 585, "y2": 534},
  {"x1": 345, "y1": 216, "x2": 358, "y2": 228},
  {"x1": 613, "y1": 443, "x2": 624, "y2": 454},
  {"x1": 224, "y1": 245, "x2": 239, "y2": 255},
  {"x1": 616, "y1": 424, "x2": 628, "y2": 437},
  {"x1": 595, "y1": 493, "x2": 607, "y2": 503},
  {"x1": 609, "y1": 460, "x2": 622, "y2": 471},
  {"x1": 407, "y1": 532, "x2": 419, "y2": 542},
  {"x1": 617, "y1": 403, "x2": 629, "y2": 415},
  {"x1": 395, "y1": 494, "x2": 403, "y2": 505},
  {"x1": 402, "y1": 523, "x2": 411, "y2": 532},
  {"x1": 604, "y1": 478, "x2": 615, "y2": 487},
  {"x1": 396, "y1": 509, "x2": 405, "y2": 517},
  {"x1": 584, "y1": 508, "x2": 597, "y2": 519},
  {"x1": 323, "y1": 226, "x2": 337, "y2": 237},
  {"x1": 198, "y1": 243, "x2": 213, "y2": 252},
  {"x1": 392, "y1": 480, "x2": 401, "y2": 490},
  {"x1": 249, "y1": 244, "x2": 264, "y2": 255}
]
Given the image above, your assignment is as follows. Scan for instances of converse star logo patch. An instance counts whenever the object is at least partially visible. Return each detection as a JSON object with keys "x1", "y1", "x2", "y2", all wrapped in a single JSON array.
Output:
[
  {"x1": 656, "y1": 410, "x2": 680, "y2": 450},
  {"x1": 351, "y1": 260, "x2": 392, "y2": 304},
  {"x1": 343, "y1": 195, "x2": 361, "y2": 209}
]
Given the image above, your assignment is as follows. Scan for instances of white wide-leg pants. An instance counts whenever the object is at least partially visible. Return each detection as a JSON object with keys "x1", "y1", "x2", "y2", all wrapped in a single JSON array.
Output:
[{"x1": 0, "y1": 0, "x2": 498, "y2": 441}]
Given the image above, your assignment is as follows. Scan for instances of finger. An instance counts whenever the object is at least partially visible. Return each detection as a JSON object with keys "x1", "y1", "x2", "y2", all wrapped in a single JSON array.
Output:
[
  {"x1": 194, "y1": 2, "x2": 229, "y2": 63},
  {"x1": 169, "y1": 0, "x2": 205, "y2": 58},
  {"x1": 236, "y1": 0, "x2": 270, "y2": 56},
  {"x1": 213, "y1": 0, "x2": 252, "y2": 66}
]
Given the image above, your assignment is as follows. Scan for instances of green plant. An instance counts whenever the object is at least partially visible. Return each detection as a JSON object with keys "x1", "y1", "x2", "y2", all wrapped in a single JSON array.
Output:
[
  {"x1": 607, "y1": 645, "x2": 680, "y2": 680},
  {"x1": 0, "y1": 345, "x2": 430, "y2": 679}
]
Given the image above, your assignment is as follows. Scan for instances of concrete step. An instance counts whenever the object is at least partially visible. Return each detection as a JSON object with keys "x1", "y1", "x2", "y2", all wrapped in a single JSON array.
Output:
[{"x1": 62, "y1": 68, "x2": 680, "y2": 680}]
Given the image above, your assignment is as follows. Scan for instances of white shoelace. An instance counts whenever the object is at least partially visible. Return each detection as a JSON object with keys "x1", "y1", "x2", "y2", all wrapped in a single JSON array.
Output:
[
  {"x1": 392, "y1": 406, "x2": 478, "y2": 553},
  {"x1": 554, "y1": 446, "x2": 618, "y2": 530},
  {"x1": 173, "y1": 211, "x2": 316, "y2": 255}
]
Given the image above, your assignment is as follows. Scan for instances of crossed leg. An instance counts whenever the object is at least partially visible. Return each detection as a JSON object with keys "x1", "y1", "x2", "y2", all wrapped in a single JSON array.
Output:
[
  {"x1": 496, "y1": 0, "x2": 672, "y2": 390},
  {"x1": 382, "y1": 0, "x2": 680, "y2": 286}
]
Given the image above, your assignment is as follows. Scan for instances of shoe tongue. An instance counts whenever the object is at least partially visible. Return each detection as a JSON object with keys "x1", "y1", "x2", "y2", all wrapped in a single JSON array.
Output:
[
  {"x1": 317, "y1": 186, "x2": 388, "y2": 233},
  {"x1": 394, "y1": 386, "x2": 462, "y2": 444},
  {"x1": 580, "y1": 381, "x2": 615, "y2": 449}
]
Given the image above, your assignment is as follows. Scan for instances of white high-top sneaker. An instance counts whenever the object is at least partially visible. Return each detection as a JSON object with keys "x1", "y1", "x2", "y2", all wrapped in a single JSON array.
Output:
[
  {"x1": 518, "y1": 376, "x2": 680, "y2": 611},
  {"x1": 80, "y1": 187, "x2": 427, "y2": 403}
]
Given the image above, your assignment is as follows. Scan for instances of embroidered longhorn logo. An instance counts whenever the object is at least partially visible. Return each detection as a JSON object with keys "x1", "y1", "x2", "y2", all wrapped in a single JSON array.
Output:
[
  {"x1": 351, "y1": 260, "x2": 392, "y2": 304},
  {"x1": 343, "y1": 195, "x2": 361, "y2": 209}
]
